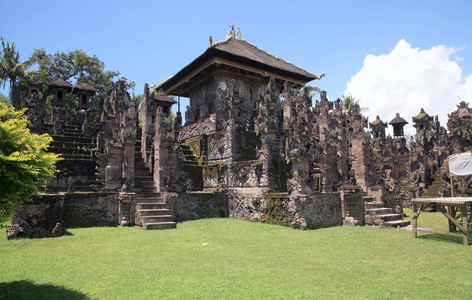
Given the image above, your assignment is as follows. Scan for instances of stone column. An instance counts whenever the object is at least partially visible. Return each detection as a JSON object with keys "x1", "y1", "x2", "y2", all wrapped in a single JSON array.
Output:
[{"x1": 340, "y1": 186, "x2": 365, "y2": 226}]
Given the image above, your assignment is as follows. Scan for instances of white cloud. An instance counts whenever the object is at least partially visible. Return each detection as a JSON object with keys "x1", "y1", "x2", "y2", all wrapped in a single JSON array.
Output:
[{"x1": 345, "y1": 39, "x2": 472, "y2": 136}]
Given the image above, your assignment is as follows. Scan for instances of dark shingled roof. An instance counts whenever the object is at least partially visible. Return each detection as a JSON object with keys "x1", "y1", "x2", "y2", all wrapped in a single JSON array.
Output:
[
  {"x1": 389, "y1": 113, "x2": 408, "y2": 125},
  {"x1": 73, "y1": 83, "x2": 96, "y2": 93},
  {"x1": 213, "y1": 38, "x2": 317, "y2": 79},
  {"x1": 49, "y1": 78, "x2": 72, "y2": 89},
  {"x1": 153, "y1": 94, "x2": 177, "y2": 104},
  {"x1": 156, "y1": 37, "x2": 319, "y2": 96}
]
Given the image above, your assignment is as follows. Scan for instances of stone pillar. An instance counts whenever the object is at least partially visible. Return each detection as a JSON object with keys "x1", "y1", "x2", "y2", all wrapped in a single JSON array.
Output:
[
  {"x1": 118, "y1": 192, "x2": 136, "y2": 226},
  {"x1": 48, "y1": 78, "x2": 72, "y2": 135},
  {"x1": 141, "y1": 84, "x2": 154, "y2": 168},
  {"x1": 340, "y1": 186, "x2": 365, "y2": 226},
  {"x1": 153, "y1": 107, "x2": 173, "y2": 192}
]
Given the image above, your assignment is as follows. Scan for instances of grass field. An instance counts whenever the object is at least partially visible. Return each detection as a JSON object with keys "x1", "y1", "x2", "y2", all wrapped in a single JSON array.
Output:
[{"x1": 2, "y1": 211, "x2": 472, "y2": 299}]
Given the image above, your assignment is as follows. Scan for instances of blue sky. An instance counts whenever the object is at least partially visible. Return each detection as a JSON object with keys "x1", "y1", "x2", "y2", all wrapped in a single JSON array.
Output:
[{"x1": 2, "y1": 0, "x2": 472, "y2": 134}]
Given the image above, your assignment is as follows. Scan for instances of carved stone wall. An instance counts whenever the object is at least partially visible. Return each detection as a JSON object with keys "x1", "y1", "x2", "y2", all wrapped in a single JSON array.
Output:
[
  {"x1": 178, "y1": 115, "x2": 217, "y2": 140},
  {"x1": 62, "y1": 192, "x2": 120, "y2": 227},
  {"x1": 227, "y1": 188, "x2": 342, "y2": 229},
  {"x1": 7, "y1": 192, "x2": 122, "y2": 239},
  {"x1": 165, "y1": 192, "x2": 228, "y2": 222},
  {"x1": 7, "y1": 194, "x2": 65, "y2": 239},
  {"x1": 286, "y1": 193, "x2": 343, "y2": 229}
]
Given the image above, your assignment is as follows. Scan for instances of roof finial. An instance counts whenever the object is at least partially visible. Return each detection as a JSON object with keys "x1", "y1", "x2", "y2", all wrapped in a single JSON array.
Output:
[
  {"x1": 209, "y1": 35, "x2": 213, "y2": 46},
  {"x1": 237, "y1": 26, "x2": 241, "y2": 40},
  {"x1": 226, "y1": 24, "x2": 237, "y2": 39}
]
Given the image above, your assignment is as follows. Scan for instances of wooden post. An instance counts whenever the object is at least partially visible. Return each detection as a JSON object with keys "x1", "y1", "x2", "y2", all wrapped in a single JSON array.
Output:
[
  {"x1": 447, "y1": 207, "x2": 457, "y2": 232},
  {"x1": 450, "y1": 177, "x2": 454, "y2": 197},
  {"x1": 412, "y1": 202, "x2": 418, "y2": 238},
  {"x1": 462, "y1": 204, "x2": 469, "y2": 246}
]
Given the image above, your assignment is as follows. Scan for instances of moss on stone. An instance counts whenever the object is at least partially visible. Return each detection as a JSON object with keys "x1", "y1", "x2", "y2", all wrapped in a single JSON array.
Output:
[{"x1": 264, "y1": 194, "x2": 288, "y2": 226}]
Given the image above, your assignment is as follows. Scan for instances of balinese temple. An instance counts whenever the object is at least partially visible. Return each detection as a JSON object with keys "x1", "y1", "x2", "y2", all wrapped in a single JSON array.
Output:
[
  {"x1": 9, "y1": 31, "x2": 416, "y2": 239},
  {"x1": 152, "y1": 34, "x2": 320, "y2": 192}
]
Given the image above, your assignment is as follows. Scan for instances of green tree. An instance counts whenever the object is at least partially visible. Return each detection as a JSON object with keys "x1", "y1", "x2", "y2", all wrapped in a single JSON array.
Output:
[
  {"x1": 28, "y1": 49, "x2": 135, "y2": 124},
  {"x1": 0, "y1": 38, "x2": 31, "y2": 109},
  {"x1": 0, "y1": 102, "x2": 59, "y2": 221}
]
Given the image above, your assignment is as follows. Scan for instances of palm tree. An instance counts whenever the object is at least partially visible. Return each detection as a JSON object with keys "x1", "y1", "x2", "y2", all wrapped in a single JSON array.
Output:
[
  {"x1": 0, "y1": 38, "x2": 31, "y2": 109},
  {"x1": 342, "y1": 94, "x2": 368, "y2": 115}
]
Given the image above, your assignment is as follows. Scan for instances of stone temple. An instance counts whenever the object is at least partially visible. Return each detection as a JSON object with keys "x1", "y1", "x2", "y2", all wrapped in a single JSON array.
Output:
[{"x1": 7, "y1": 32, "x2": 472, "y2": 238}]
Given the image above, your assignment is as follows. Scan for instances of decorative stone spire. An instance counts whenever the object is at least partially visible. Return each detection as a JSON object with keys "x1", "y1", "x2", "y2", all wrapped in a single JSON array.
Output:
[{"x1": 389, "y1": 113, "x2": 408, "y2": 138}]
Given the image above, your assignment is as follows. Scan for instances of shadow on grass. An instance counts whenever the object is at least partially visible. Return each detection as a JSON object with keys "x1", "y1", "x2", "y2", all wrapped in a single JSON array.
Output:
[
  {"x1": 416, "y1": 233, "x2": 466, "y2": 245},
  {"x1": 0, "y1": 280, "x2": 89, "y2": 300}
]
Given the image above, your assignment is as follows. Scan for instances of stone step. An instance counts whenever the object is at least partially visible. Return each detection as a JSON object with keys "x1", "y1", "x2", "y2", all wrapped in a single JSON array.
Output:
[
  {"x1": 143, "y1": 222, "x2": 176, "y2": 230},
  {"x1": 136, "y1": 197, "x2": 163, "y2": 203},
  {"x1": 52, "y1": 136, "x2": 94, "y2": 144},
  {"x1": 50, "y1": 141, "x2": 95, "y2": 149},
  {"x1": 382, "y1": 220, "x2": 411, "y2": 228},
  {"x1": 138, "y1": 208, "x2": 171, "y2": 216},
  {"x1": 141, "y1": 215, "x2": 174, "y2": 223},
  {"x1": 135, "y1": 176, "x2": 153, "y2": 182},
  {"x1": 134, "y1": 163, "x2": 150, "y2": 169},
  {"x1": 366, "y1": 208, "x2": 393, "y2": 215},
  {"x1": 135, "y1": 181, "x2": 155, "y2": 188},
  {"x1": 137, "y1": 202, "x2": 166, "y2": 209},
  {"x1": 59, "y1": 154, "x2": 94, "y2": 160},
  {"x1": 376, "y1": 213, "x2": 403, "y2": 222},
  {"x1": 135, "y1": 173, "x2": 153, "y2": 178},
  {"x1": 64, "y1": 128, "x2": 82, "y2": 133},
  {"x1": 365, "y1": 202, "x2": 383, "y2": 209},
  {"x1": 48, "y1": 147, "x2": 94, "y2": 155},
  {"x1": 134, "y1": 190, "x2": 160, "y2": 196},
  {"x1": 63, "y1": 132, "x2": 83, "y2": 137},
  {"x1": 184, "y1": 156, "x2": 197, "y2": 161}
]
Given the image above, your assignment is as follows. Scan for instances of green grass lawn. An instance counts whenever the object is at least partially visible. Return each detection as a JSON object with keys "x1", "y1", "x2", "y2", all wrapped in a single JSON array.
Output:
[{"x1": 2, "y1": 213, "x2": 472, "y2": 299}]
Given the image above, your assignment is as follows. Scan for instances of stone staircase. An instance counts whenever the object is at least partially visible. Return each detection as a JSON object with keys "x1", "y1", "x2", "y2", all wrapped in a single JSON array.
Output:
[
  {"x1": 134, "y1": 140, "x2": 176, "y2": 230},
  {"x1": 364, "y1": 196, "x2": 410, "y2": 228},
  {"x1": 41, "y1": 124, "x2": 96, "y2": 192},
  {"x1": 421, "y1": 167, "x2": 442, "y2": 198},
  {"x1": 179, "y1": 143, "x2": 198, "y2": 166}
]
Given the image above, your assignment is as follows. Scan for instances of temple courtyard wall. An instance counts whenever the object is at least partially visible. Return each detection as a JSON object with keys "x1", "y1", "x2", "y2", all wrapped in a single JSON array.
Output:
[{"x1": 7, "y1": 190, "x2": 347, "y2": 239}]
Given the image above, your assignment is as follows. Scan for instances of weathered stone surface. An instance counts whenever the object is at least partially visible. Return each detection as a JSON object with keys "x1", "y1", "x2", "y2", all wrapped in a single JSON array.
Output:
[
  {"x1": 228, "y1": 188, "x2": 267, "y2": 222},
  {"x1": 62, "y1": 192, "x2": 119, "y2": 227},
  {"x1": 166, "y1": 192, "x2": 228, "y2": 222},
  {"x1": 286, "y1": 193, "x2": 343, "y2": 229},
  {"x1": 7, "y1": 194, "x2": 65, "y2": 239},
  {"x1": 228, "y1": 189, "x2": 342, "y2": 229}
]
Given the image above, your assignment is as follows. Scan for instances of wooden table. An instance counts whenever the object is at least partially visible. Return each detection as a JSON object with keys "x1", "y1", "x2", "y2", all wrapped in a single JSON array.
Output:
[{"x1": 412, "y1": 197, "x2": 472, "y2": 246}]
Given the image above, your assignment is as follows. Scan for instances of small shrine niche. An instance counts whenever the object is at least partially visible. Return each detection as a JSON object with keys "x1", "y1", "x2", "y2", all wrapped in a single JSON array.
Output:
[
  {"x1": 389, "y1": 113, "x2": 408, "y2": 138},
  {"x1": 370, "y1": 115, "x2": 387, "y2": 139},
  {"x1": 48, "y1": 78, "x2": 72, "y2": 106},
  {"x1": 152, "y1": 94, "x2": 176, "y2": 117},
  {"x1": 28, "y1": 81, "x2": 42, "y2": 99},
  {"x1": 73, "y1": 83, "x2": 96, "y2": 110},
  {"x1": 412, "y1": 108, "x2": 434, "y2": 132}
]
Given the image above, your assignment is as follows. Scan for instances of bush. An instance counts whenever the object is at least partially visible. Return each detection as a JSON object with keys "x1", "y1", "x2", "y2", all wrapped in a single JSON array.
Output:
[{"x1": 0, "y1": 103, "x2": 59, "y2": 221}]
